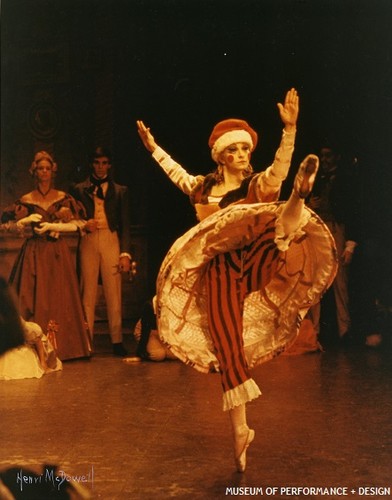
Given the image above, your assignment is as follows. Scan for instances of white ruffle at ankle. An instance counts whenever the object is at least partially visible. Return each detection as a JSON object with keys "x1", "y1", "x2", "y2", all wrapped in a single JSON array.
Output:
[{"x1": 223, "y1": 378, "x2": 262, "y2": 411}]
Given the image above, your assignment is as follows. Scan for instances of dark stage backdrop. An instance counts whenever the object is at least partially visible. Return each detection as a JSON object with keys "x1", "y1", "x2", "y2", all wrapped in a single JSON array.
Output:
[{"x1": 1, "y1": 0, "x2": 392, "y2": 301}]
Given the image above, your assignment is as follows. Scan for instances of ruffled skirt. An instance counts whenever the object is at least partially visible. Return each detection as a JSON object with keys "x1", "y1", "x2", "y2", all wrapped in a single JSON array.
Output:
[{"x1": 156, "y1": 202, "x2": 337, "y2": 376}]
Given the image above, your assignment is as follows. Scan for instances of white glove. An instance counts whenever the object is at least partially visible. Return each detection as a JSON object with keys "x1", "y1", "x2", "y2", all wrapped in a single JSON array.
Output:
[
  {"x1": 34, "y1": 222, "x2": 78, "y2": 234},
  {"x1": 16, "y1": 214, "x2": 42, "y2": 228}
]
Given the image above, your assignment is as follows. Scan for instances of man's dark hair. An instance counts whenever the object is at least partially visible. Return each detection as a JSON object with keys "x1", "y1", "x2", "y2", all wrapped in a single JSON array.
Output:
[{"x1": 89, "y1": 146, "x2": 112, "y2": 164}]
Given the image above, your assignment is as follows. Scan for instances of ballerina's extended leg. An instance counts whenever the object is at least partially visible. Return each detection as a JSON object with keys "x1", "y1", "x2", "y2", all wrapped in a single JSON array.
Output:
[{"x1": 277, "y1": 154, "x2": 319, "y2": 238}]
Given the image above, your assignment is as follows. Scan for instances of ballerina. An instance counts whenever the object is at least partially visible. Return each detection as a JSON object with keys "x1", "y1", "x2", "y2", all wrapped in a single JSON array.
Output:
[{"x1": 137, "y1": 89, "x2": 337, "y2": 472}]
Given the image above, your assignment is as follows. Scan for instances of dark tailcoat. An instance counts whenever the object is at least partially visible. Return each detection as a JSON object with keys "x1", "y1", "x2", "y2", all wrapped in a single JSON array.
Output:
[{"x1": 70, "y1": 178, "x2": 132, "y2": 256}]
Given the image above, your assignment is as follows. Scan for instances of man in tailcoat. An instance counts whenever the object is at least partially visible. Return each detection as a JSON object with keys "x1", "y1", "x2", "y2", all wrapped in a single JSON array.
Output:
[{"x1": 71, "y1": 147, "x2": 132, "y2": 356}]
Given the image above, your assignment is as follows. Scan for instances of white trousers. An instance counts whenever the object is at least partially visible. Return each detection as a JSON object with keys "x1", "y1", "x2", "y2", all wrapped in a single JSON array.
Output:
[{"x1": 79, "y1": 228, "x2": 122, "y2": 343}]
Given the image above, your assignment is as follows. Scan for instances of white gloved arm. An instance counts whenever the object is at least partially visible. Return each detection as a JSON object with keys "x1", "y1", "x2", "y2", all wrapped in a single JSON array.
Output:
[
  {"x1": 34, "y1": 221, "x2": 79, "y2": 234},
  {"x1": 16, "y1": 214, "x2": 43, "y2": 228},
  {"x1": 137, "y1": 120, "x2": 200, "y2": 195},
  {"x1": 255, "y1": 88, "x2": 299, "y2": 200},
  {"x1": 263, "y1": 128, "x2": 296, "y2": 186},
  {"x1": 266, "y1": 87, "x2": 299, "y2": 183},
  {"x1": 152, "y1": 147, "x2": 199, "y2": 195},
  {"x1": 253, "y1": 129, "x2": 296, "y2": 202}
]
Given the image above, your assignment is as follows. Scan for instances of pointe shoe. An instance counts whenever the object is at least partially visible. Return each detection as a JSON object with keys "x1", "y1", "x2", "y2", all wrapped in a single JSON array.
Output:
[
  {"x1": 294, "y1": 154, "x2": 319, "y2": 198},
  {"x1": 235, "y1": 428, "x2": 255, "y2": 473}
]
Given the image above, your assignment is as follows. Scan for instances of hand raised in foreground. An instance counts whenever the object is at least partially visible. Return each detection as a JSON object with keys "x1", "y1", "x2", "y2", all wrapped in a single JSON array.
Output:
[{"x1": 136, "y1": 120, "x2": 158, "y2": 153}]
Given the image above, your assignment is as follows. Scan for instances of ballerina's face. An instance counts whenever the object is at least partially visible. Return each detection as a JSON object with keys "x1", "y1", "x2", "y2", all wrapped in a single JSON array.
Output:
[
  {"x1": 35, "y1": 160, "x2": 54, "y2": 182},
  {"x1": 219, "y1": 142, "x2": 251, "y2": 173}
]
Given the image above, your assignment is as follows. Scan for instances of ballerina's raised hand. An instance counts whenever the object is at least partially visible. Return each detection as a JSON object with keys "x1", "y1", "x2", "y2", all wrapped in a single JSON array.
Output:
[{"x1": 277, "y1": 87, "x2": 299, "y2": 132}]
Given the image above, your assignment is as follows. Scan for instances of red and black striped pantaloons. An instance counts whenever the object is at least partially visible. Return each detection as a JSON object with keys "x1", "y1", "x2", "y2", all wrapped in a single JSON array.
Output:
[{"x1": 205, "y1": 220, "x2": 280, "y2": 394}]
